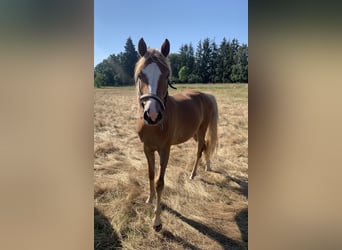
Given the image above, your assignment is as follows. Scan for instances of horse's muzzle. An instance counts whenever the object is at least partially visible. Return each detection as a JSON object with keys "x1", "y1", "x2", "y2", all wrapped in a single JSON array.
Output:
[
  {"x1": 140, "y1": 93, "x2": 165, "y2": 126},
  {"x1": 143, "y1": 109, "x2": 162, "y2": 125}
]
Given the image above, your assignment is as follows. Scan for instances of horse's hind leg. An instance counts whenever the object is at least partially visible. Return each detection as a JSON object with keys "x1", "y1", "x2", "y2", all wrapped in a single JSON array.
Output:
[
  {"x1": 144, "y1": 145, "x2": 155, "y2": 204},
  {"x1": 190, "y1": 132, "x2": 206, "y2": 180},
  {"x1": 203, "y1": 140, "x2": 212, "y2": 172}
]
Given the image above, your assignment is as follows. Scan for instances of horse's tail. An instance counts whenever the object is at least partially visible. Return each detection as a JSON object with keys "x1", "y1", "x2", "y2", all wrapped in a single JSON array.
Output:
[{"x1": 206, "y1": 94, "x2": 219, "y2": 158}]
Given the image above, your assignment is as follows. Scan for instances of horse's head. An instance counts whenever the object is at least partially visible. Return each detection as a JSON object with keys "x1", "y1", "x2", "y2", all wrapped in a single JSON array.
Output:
[{"x1": 135, "y1": 38, "x2": 174, "y2": 126}]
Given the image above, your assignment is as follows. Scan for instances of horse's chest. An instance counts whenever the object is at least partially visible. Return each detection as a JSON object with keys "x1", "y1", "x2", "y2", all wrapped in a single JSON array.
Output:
[{"x1": 137, "y1": 124, "x2": 168, "y2": 147}]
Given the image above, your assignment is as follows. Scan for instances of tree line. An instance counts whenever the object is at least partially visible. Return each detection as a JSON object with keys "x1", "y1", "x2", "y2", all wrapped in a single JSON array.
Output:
[{"x1": 94, "y1": 37, "x2": 248, "y2": 87}]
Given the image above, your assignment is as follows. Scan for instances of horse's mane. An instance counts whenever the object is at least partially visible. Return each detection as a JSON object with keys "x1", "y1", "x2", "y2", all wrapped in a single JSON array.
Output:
[{"x1": 134, "y1": 48, "x2": 171, "y2": 84}]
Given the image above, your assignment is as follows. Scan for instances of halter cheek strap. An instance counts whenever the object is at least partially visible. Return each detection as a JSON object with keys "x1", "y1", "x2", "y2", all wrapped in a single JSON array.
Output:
[{"x1": 168, "y1": 79, "x2": 177, "y2": 89}]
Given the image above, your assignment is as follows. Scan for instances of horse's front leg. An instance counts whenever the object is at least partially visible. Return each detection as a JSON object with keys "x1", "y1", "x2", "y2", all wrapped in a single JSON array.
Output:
[
  {"x1": 153, "y1": 146, "x2": 170, "y2": 232},
  {"x1": 144, "y1": 145, "x2": 155, "y2": 204}
]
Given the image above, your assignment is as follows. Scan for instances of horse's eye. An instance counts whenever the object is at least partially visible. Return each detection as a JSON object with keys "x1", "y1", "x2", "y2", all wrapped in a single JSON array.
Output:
[{"x1": 138, "y1": 73, "x2": 143, "y2": 79}]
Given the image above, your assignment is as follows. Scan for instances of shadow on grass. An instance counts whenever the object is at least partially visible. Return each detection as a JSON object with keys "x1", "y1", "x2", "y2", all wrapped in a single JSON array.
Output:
[
  {"x1": 229, "y1": 176, "x2": 248, "y2": 199},
  {"x1": 163, "y1": 204, "x2": 246, "y2": 250},
  {"x1": 161, "y1": 230, "x2": 202, "y2": 250},
  {"x1": 200, "y1": 174, "x2": 248, "y2": 200},
  {"x1": 94, "y1": 207, "x2": 122, "y2": 250},
  {"x1": 235, "y1": 207, "x2": 248, "y2": 243}
]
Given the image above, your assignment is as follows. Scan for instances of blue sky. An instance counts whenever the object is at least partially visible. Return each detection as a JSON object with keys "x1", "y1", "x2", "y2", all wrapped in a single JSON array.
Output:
[{"x1": 94, "y1": 0, "x2": 248, "y2": 66}]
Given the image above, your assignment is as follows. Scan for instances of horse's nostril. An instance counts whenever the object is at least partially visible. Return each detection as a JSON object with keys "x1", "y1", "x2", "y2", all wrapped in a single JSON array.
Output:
[
  {"x1": 143, "y1": 110, "x2": 162, "y2": 125},
  {"x1": 144, "y1": 110, "x2": 149, "y2": 120}
]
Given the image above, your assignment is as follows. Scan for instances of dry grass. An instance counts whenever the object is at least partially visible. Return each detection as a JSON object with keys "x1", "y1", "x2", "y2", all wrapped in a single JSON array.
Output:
[{"x1": 94, "y1": 84, "x2": 248, "y2": 250}]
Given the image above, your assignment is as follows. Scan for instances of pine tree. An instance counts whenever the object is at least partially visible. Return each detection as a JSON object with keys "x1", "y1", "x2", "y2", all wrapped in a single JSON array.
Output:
[
  {"x1": 121, "y1": 37, "x2": 138, "y2": 84},
  {"x1": 209, "y1": 40, "x2": 218, "y2": 83},
  {"x1": 239, "y1": 44, "x2": 248, "y2": 82},
  {"x1": 229, "y1": 38, "x2": 240, "y2": 82},
  {"x1": 168, "y1": 53, "x2": 182, "y2": 83},
  {"x1": 215, "y1": 38, "x2": 227, "y2": 83},
  {"x1": 195, "y1": 38, "x2": 215, "y2": 83},
  {"x1": 179, "y1": 43, "x2": 195, "y2": 75},
  {"x1": 231, "y1": 44, "x2": 248, "y2": 83}
]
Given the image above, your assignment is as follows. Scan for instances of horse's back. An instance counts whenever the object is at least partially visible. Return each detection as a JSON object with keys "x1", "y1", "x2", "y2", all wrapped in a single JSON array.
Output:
[
  {"x1": 172, "y1": 90, "x2": 217, "y2": 115},
  {"x1": 168, "y1": 90, "x2": 217, "y2": 144}
]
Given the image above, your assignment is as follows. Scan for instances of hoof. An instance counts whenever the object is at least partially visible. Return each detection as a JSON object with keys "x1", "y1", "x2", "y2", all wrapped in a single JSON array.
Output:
[
  {"x1": 153, "y1": 224, "x2": 162, "y2": 232},
  {"x1": 189, "y1": 174, "x2": 195, "y2": 180}
]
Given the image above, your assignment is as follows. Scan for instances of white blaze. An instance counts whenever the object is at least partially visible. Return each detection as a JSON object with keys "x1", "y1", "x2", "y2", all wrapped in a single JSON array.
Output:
[
  {"x1": 142, "y1": 62, "x2": 161, "y2": 94},
  {"x1": 142, "y1": 62, "x2": 162, "y2": 121}
]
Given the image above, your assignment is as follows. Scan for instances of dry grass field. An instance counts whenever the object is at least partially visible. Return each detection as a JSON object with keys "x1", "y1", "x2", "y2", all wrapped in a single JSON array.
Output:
[{"x1": 94, "y1": 84, "x2": 248, "y2": 250}]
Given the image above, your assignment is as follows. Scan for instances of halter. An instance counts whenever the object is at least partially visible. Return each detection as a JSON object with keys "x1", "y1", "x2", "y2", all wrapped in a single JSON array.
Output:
[
  {"x1": 140, "y1": 93, "x2": 167, "y2": 111},
  {"x1": 138, "y1": 79, "x2": 176, "y2": 110}
]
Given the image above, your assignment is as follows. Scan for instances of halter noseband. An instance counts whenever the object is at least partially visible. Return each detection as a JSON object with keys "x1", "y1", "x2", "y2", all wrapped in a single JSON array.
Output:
[
  {"x1": 139, "y1": 93, "x2": 167, "y2": 111},
  {"x1": 138, "y1": 79, "x2": 176, "y2": 110}
]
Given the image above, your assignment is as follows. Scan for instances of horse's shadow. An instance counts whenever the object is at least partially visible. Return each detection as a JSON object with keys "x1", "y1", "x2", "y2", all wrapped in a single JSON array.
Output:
[
  {"x1": 200, "y1": 173, "x2": 248, "y2": 199},
  {"x1": 162, "y1": 204, "x2": 247, "y2": 249},
  {"x1": 229, "y1": 175, "x2": 248, "y2": 199},
  {"x1": 235, "y1": 207, "x2": 248, "y2": 243},
  {"x1": 94, "y1": 207, "x2": 122, "y2": 250},
  {"x1": 161, "y1": 230, "x2": 202, "y2": 250}
]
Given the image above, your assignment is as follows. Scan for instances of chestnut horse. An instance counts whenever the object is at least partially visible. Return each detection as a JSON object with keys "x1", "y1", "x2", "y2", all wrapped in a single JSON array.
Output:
[{"x1": 135, "y1": 38, "x2": 218, "y2": 231}]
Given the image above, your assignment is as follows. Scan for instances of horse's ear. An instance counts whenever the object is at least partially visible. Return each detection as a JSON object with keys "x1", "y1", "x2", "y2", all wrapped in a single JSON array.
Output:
[
  {"x1": 161, "y1": 39, "x2": 170, "y2": 57},
  {"x1": 138, "y1": 38, "x2": 147, "y2": 57}
]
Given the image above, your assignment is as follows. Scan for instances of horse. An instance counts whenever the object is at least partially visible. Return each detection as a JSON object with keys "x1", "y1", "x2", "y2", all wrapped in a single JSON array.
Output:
[{"x1": 135, "y1": 38, "x2": 218, "y2": 231}]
